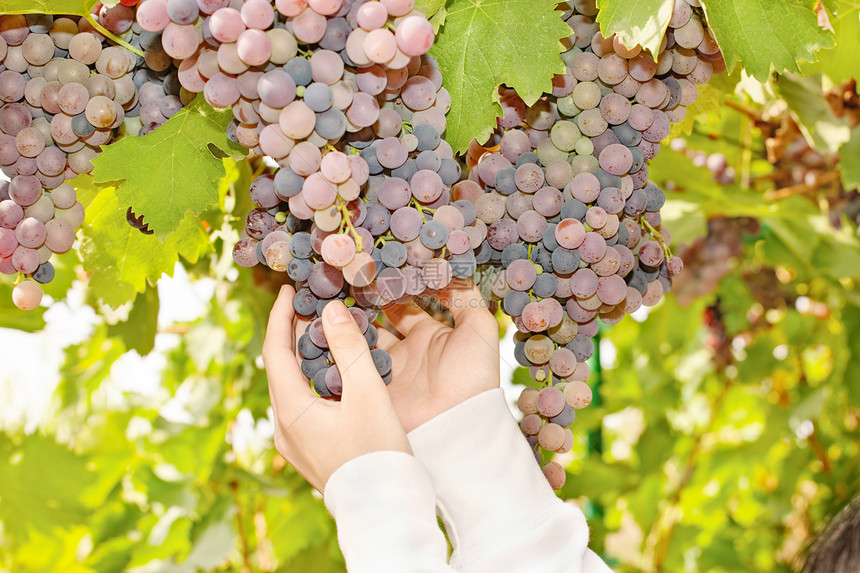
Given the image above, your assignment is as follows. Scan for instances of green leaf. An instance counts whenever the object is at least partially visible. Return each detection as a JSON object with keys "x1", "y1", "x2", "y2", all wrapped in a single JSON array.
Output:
[
  {"x1": 0, "y1": 434, "x2": 94, "y2": 536},
  {"x1": 414, "y1": 0, "x2": 446, "y2": 19},
  {"x1": 667, "y1": 82, "x2": 722, "y2": 139},
  {"x1": 801, "y1": 2, "x2": 860, "y2": 84},
  {"x1": 700, "y1": 0, "x2": 834, "y2": 80},
  {"x1": 78, "y1": 181, "x2": 212, "y2": 309},
  {"x1": 58, "y1": 325, "x2": 126, "y2": 410},
  {"x1": 840, "y1": 126, "x2": 860, "y2": 191},
  {"x1": 90, "y1": 95, "x2": 246, "y2": 240},
  {"x1": 431, "y1": 0, "x2": 570, "y2": 153},
  {"x1": 660, "y1": 199, "x2": 707, "y2": 246},
  {"x1": 512, "y1": 365, "x2": 542, "y2": 389},
  {"x1": 0, "y1": 0, "x2": 96, "y2": 15},
  {"x1": 106, "y1": 286, "x2": 160, "y2": 356},
  {"x1": 812, "y1": 224, "x2": 860, "y2": 281},
  {"x1": 777, "y1": 73, "x2": 851, "y2": 153},
  {"x1": 595, "y1": 0, "x2": 674, "y2": 56}
]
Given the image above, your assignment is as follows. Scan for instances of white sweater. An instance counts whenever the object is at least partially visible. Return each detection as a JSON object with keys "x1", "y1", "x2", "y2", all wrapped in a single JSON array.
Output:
[{"x1": 324, "y1": 389, "x2": 614, "y2": 572}]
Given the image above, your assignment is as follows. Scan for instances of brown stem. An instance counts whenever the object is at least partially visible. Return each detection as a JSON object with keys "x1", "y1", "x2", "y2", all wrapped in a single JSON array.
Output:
[
  {"x1": 807, "y1": 429, "x2": 832, "y2": 474},
  {"x1": 231, "y1": 480, "x2": 252, "y2": 573},
  {"x1": 691, "y1": 126, "x2": 766, "y2": 154},
  {"x1": 724, "y1": 99, "x2": 763, "y2": 121},
  {"x1": 795, "y1": 355, "x2": 831, "y2": 474},
  {"x1": 254, "y1": 498, "x2": 275, "y2": 571},
  {"x1": 764, "y1": 170, "x2": 842, "y2": 201}
]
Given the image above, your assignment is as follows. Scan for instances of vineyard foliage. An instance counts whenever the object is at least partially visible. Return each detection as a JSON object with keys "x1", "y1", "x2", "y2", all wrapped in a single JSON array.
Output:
[{"x1": 1, "y1": 0, "x2": 859, "y2": 572}]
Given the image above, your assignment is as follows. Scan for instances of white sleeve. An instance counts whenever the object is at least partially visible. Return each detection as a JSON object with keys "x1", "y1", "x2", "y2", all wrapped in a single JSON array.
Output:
[
  {"x1": 407, "y1": 388, "x2": 614, "y2": 573},
  {"x1": 323, "y1": 450, "x2": 457, "y2": 573}
]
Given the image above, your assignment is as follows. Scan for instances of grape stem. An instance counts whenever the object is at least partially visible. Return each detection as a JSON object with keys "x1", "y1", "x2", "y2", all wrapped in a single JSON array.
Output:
[
  {"x1": 639, "y1": 215, "x2": 673, "y2": 259},
  {"x1": 764, "y1": 170, "x2": 841, "y2": 201},
  {"x1": 374, "y1": 232, "x2": 394, "y2": 248},
  {"x1": 410, "y1": 198, "x2": 434, "y2": 221},
  {"x1": 84, "y1": 12, "x2": 145, "y2": 58},
  {"x1": 337, "y1": 199, "x2": 363, "y2": 252}
]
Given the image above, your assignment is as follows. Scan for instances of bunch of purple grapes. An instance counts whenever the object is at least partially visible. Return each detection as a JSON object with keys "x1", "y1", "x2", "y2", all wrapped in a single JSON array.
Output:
[
  {"x1": 0, "y1": 8, "x2": 187, "y2": 310},
  {"x1": 670, "y1": 139, "x2": 735, "y2": 184},
  {"x1": 453, "y1": 0, "x2": 719, "y2": 488},
  {"x1": 145, "y1": 0, "x2": 455, "y2": 395}
]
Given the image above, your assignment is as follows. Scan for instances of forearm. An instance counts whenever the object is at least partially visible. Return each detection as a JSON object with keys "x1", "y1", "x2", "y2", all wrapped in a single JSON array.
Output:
[
  {"x1": 407, "y1": 389, "x2": 612, "y2": 572},
  {"x1": 324, "y1": 450, "x2": 457, "y2": 572}
]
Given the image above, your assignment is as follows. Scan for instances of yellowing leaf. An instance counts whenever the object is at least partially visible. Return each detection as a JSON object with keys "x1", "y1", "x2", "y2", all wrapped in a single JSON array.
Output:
[
  {"x1": 430, "y1": 0, "x2": 570, "y2": 153},
  {"x1": 77, "y1": 178, "x2": 212, "y2": 309},
  {"x1": 0, "y1": 0, "x2": 97, "y2": 15},
  {"x1": 700, "y1": 0, "x2": 835, "y2": 80},
  {"x1": 90, "y1": 96, "x2": 246, "y2": 240},
  {"x1": 595, "y1": 0, "x2": 674, "y2": 57},
  {"x1": 667, "y1": 82, "x2": 722, "y2": 138}
]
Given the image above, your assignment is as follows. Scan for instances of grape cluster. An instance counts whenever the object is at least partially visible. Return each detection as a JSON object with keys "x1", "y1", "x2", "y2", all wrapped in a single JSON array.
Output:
[
  {"x1": 150, "y1": 0, "x2": 455, "y2": 394},
  {"x1": 454, "y1": 0, "x2": 721, "y2": 488},
  {"x1": 0, "y1": 7, "x2": 187, "y2": 310},
  {"x1": 670, "y1": 217, "x2": 758, "y2": 306},
  {"x1": 674, "y1": 78, "x2": 860, "y2": 235},
  {"x1": 670, "y1": 139, "x2": 735, "y2": 184}
]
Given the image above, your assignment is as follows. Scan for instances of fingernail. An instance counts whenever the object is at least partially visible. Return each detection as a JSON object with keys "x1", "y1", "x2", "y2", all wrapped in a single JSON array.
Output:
[{"x1": 324, "y1": 301, "x2": 351, "y2": 325}]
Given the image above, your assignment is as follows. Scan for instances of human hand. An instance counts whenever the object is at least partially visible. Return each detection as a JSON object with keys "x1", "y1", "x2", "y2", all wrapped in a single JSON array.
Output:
[
  {"x1": 263, "y1": 285, "x2": 411, "y2": 492},
  {"x1": 376, "y1": 279, "x2": 501, "y2": 432}
]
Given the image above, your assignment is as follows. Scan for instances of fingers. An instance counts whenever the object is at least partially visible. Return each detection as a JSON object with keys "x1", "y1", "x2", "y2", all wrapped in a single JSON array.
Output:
[
  {"x1": 263, "y1": 286, "x2": 316, "y2": 416},
  {"x1": 383, "y1": 298, "x2": 437, "y2": 337},
  {"x1": 438, "y1": 279, "x2": 499, "y2": 336},
  {"x1": 321, "y1": 300, "x2": 386, "y2": 401}
]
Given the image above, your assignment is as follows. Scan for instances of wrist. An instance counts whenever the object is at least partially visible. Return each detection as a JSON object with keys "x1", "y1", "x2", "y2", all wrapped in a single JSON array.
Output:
[
  {"x1": 324, "y1": 451, "x2": 449, "y2": 570},
  {"x1": 407, "y1": 389, "x2": 571, "y2": 553}
]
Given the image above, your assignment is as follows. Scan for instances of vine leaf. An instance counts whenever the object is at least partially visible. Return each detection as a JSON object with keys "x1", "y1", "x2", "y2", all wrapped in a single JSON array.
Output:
[
  {"x1": 840, "y1": 126, "x2": 860, "y2": 192},
  {"x1": 90, "y1": 95, "x2": 246, "y2": 241},
  {"x1": 777, "y1": 73, "x2": 851, "y2": 154},
  {"x1": 415, "y1": 0, "x2": 447, "y2": 31},
  {"x1": 595, "y1": 0, "x2": 674, "y2": 57},
  {"x1": 0, "y1": 433, "x2": 93, "y2": 537},
  {"x1": 699, "y1": 0, "x2": 834, "y2": 81},
  {"x1": 0, "y1": 0, "x2": 98, "y2": 14},
  {"x1": 77, "y1": 178, "x2": 212, "y2": 309},
  {"x1": 802, "y1": 2, "x2": 860, "y2": 85},
  {"x1": 414, "y1": 0, "x2": 446, "y2": 19},
  {"x1": 430, "y1": 0, "x2": 570, "y2": 154},
  {"x1": 106, "y1": 285, "x2": 160, "y2": 356}
]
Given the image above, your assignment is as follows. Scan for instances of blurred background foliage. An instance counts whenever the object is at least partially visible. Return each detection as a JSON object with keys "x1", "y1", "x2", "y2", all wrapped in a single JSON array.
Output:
[{"x1": 3, "y1": 5, "x2": 860, "y2": 573}]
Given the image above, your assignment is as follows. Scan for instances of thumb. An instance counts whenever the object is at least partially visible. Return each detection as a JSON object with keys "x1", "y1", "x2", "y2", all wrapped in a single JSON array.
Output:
[{"x1": 321, "y1": 301, "x2": 387, "y2": 400}]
